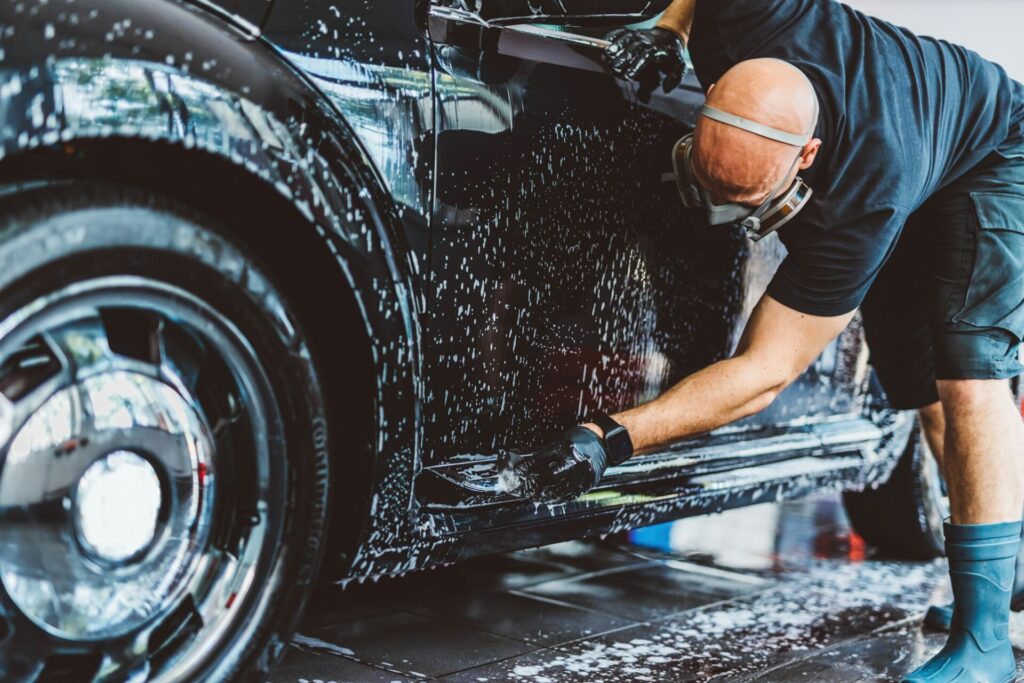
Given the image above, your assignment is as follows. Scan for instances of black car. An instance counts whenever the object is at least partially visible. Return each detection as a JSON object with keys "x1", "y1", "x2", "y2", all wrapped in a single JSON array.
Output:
[{"x1": 0, "y1": 0, "x2": 1014, "y2": 681}]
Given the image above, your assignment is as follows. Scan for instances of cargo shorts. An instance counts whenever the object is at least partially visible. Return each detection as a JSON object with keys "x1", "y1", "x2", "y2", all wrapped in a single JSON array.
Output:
[{"x1": 860, "y1": 134, "x2": 1024, "y2": 409}]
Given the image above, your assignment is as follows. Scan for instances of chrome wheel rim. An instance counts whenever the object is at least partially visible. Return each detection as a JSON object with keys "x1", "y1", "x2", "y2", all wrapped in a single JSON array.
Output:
[{"x1": 0, "y1": 276, "x2": 283, "y2": 681}]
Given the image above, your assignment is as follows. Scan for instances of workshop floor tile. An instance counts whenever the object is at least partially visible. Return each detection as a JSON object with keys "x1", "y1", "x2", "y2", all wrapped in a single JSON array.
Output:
[
  {"x1": 269, "y1": 645, "x2": 416, "y2": 682},
  {"x1": 301, "y1": 611, "x2": 538, "y2": 678},
  {"x1": 298, "y1": 586, "x2": 404, "y2": 630},
  {"x1": 407, "y1": 588, "x2": 637, "y2": 647},
  {"x1": 518, "y1": 558, "x2": 763, "y2": 621}
]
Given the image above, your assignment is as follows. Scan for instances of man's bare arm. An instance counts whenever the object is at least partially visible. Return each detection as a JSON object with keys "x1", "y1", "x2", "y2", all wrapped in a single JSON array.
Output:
[
  {"x1": 656, "y1": 0, "x2": 697, "y2": 43},
  {"x1": 603, "y1": 295, "x2": 855, "y2": 451}
]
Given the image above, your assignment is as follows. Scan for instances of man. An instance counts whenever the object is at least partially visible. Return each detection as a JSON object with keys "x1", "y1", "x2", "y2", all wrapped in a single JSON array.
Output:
[{"x1": 503, "y1": 0, "x2": 1024, "y2": 680}]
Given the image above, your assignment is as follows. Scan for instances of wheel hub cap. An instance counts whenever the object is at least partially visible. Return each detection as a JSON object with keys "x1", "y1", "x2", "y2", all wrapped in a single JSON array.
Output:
[
  {"x1": 76, "y1": 450, "x2": 163, "y2": 564},
  {"x1": 0, "y1": 370, "x2": 214, "y2": 640}
]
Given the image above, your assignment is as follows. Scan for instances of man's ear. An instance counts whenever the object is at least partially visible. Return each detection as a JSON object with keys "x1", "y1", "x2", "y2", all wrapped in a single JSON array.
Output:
[
  {"x1": 706, "y1": 82, "x2": 716, "y2": 94},
  {"x1": 799, "y1": 138, "x2": 822, "y2": 170}
]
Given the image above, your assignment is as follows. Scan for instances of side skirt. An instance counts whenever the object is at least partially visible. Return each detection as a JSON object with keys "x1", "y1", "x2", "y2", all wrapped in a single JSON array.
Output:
[
  {"x1": 334, "y1": 411, "x2": 911, "y2": 582},
  {"x1": 415, "y1": 411, "x2": 912, "y2": 553}
]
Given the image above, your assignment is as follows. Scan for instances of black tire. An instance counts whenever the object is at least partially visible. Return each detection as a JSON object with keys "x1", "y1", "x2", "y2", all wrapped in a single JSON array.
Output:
[
  {"x1": 0, "y1": 182, "x2": 329, "y2": 682},
  {"x1": 843, "y1": 416, "x2": 947, "y2": 560}
]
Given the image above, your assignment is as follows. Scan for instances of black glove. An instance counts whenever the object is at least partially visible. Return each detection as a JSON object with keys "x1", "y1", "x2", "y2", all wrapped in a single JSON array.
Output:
[
  {"x1": 498, "y1": 426, "x2": 609, "y2": 504},
  {"x1": 603, "y1": 26, "x2": 688, "y2": 95}
]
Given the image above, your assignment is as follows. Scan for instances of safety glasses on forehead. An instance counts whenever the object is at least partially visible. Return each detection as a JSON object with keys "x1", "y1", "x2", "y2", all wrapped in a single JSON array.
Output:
[{"x1": 667, "y1": 103, "x2": 816, "y2": 242}]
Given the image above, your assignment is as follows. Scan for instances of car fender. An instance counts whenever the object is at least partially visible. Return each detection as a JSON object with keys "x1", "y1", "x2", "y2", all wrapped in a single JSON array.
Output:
[{"x1": 0, "y1": 0, "x2": 424, "y2": 564}]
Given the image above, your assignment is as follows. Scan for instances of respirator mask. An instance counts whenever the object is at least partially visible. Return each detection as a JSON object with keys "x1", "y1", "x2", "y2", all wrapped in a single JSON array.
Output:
[{"x1": 668, "y1": 99, "x2": 818, "y2": 242}]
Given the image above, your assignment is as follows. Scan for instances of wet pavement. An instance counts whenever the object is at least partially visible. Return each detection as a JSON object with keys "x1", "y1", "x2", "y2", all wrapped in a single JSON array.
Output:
[{"x1": 269, "y1": 494, "x2": 1024, "y2": 682}]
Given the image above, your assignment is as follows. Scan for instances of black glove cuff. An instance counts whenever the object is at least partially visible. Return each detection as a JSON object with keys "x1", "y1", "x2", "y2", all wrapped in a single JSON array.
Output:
[
  {"x1": 561, "y1": 425, "x2": 608, "y2": 487},
  {"x1": 586, "y1": 412, "x2": 634, "y2": 466},
  {"x1": 650, "y1": 26, "x2": 683, "y2": 45}
]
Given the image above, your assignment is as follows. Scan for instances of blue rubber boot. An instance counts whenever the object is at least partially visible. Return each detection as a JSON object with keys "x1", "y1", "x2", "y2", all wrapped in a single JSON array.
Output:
[
  {"x1": 903, "y1": 520, "x2": 1021, "y2": 683},
  {"x1": 924, "y1": 540, "x2": 1024, "y2": 632}
]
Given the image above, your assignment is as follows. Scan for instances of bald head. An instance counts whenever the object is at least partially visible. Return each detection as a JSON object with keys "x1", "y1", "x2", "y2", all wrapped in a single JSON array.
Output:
[{"x1": 692, "y1": 59, "x2": 821, "y2": 206}]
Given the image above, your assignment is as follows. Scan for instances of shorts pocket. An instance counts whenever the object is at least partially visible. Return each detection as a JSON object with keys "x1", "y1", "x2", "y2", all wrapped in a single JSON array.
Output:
[{"x1": 955, "y1": 192, "x2": 1024, "y2": 341}]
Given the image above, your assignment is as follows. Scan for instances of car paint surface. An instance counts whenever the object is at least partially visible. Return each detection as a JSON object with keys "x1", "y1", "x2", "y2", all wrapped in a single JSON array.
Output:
[
  {"x1": 0, "y1": 0, "x2": 904, "y2": 582},
  {"x1": 263, "y1": 0, "x2": 868, "y2": 457}
]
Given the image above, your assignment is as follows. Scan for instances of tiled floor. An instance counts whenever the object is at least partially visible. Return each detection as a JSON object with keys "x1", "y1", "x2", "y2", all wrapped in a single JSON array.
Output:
[{"x1": 269, "y1": 494, "x2": 1024, "y2": 682}]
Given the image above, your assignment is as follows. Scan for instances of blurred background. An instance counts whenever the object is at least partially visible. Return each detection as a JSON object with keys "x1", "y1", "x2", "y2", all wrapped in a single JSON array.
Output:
[{"x1": 847, "y1": 0, "x2": 1024, "y2": 80}]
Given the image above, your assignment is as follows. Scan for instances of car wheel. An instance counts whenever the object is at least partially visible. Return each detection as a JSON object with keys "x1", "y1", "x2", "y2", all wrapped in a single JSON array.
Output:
[
  {"x1": 843, "y1": 414, "x2": 947, "y2": 560},
  {"x1": 0, "y1": 183, "x2": 329, "y2": 682}
]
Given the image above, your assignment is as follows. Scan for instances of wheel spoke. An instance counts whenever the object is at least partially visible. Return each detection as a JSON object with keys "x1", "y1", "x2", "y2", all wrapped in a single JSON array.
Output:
[
  {"x1": 155, "y1": 317, "x2": 209, "y2": 404},
  {"x1": 95, "y1": 631, "x2": 152, "y2": 683},
  {"x1": 210, "y1": 392, "x2": 243, "y2": 440},
  {"x1": 0, "y1": 621, "x2": 45, "y2": 681},
  {"x1": 0, "y1": 334, "x2": 74, "y2": 448},
  {"x1": 145, "y1": 594, "x2": 204, "y2": 674},
  {"x1": 193, "y1": 548, "x2": 240, "y2": 625},
  {"x1": 0, "y1": 618, "x2": 104, "y2": 683}
]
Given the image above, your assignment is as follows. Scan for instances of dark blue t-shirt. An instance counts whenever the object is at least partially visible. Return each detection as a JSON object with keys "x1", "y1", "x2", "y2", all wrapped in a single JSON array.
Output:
[{"x1": 689, "y1": 0, "x2": 1024, "y2": 316}]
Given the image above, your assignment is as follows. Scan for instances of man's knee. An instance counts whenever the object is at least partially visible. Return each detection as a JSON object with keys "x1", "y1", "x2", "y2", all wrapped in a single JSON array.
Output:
[{"x1": 937, "y1": 378, "x2": 1014, "y2": 414}]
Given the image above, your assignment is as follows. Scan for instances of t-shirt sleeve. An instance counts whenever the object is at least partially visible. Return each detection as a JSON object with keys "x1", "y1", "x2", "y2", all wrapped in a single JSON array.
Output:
[
  {"x1": 765, "y1": 206, "x2": 908, "y2": 317},
  {"x1": 690, "y1": 0, "x2": 808, "y2": 85}
]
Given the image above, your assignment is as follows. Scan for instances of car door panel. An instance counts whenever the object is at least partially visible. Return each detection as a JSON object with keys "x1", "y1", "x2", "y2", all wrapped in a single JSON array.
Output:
[
  {"x1": 267, "y1": 0, "x2": 864, "y2": 475},
  {"x1": 423, "y1": 7, "x2": 864, "y2": 469}
]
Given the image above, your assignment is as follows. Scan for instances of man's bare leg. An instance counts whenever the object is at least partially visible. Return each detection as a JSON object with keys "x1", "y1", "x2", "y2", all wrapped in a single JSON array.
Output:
[
  {"x1": 921, "y1": 386, "x2": 1024, "y2": 636},
  {"x1": 917, "y1": 400, "x2": 946, "y2": 477},
  {"x1": 904, "y1": 379, "x2": 1024, "y2": 681},
  {"x1": 938, "y1": 379, "x2": 1024, "y2": 524}
]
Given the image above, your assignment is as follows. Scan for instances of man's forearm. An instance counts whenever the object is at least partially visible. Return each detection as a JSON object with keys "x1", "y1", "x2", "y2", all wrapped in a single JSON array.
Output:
[
  {"x1": 656, "y1": 0, "x2": 697, "y2": 42},
  {"x1": 609, "y1": 355, "x2": 786, "y2": 452}
]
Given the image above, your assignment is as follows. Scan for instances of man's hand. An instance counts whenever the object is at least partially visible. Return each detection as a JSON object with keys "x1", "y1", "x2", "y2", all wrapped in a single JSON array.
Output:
[
  {"x1": 603, "y1": 27, "x2": 688, "y2": 94},
  {"x1": 498, "y1": 426, "x2": 609, "y2": 503}
]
